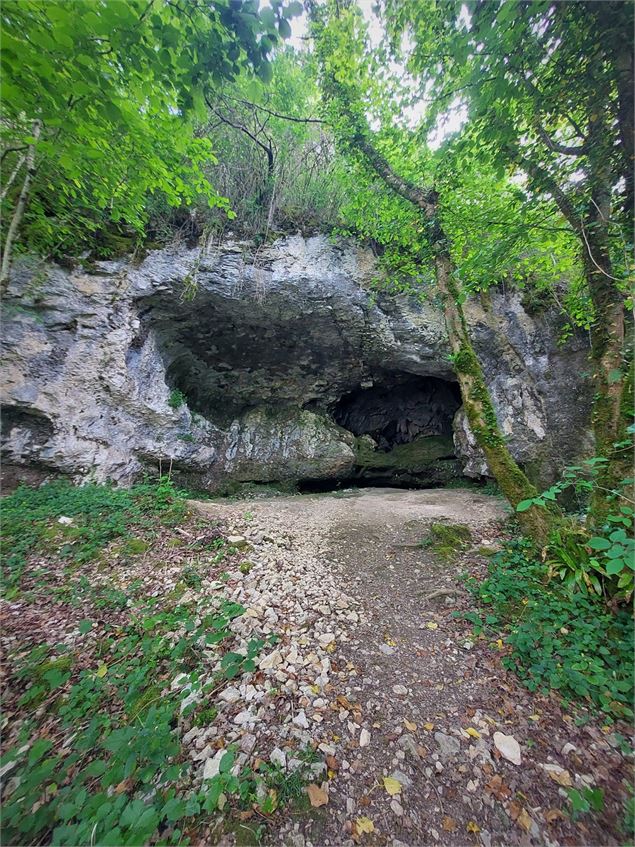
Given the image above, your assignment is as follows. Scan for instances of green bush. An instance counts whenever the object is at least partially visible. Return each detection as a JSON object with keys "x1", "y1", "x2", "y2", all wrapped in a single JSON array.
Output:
[
  {"x1": 466, "y1": 541, "x2": 634, "y2": 719},
  {"x1": 168, "y1": 389, "x2": 187, "y2": 410}
]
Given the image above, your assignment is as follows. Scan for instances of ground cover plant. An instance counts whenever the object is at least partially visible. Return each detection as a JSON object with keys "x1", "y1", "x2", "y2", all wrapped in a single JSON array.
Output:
[
  {"x1": 465, "y1": 539, "x2": 634, "y2": 721},
  {"x1": 0, "y1": 479, "x2": 320, "y2": 846}
]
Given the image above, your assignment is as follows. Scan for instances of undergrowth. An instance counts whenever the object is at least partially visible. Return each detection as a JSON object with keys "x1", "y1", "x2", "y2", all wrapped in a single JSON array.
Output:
[
  {"x1": 464, "y1": 540, "x2": 634, "y2": 720},
  {"x1": 0, "y1": 480, "x2": 318, "y2": 846},
  {"x1": 1, "y1": 478, "x2": 186, "y2": 599}
]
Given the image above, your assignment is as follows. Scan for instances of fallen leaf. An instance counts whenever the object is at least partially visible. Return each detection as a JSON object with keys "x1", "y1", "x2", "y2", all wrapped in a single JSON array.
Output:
[
  {"x1": 95, "y1": 664, "x2": 108, "y2": 678},
  {"x1": 496, "y1": 638, "x2": 504, "y2": 650},
  {"x1": 383, "y1": 777, "x2": 402, "y2": 796},
  {"x1": 508, "y1": 801, "x2": 522, "y2": 821},
  {"x1": 115, "y1": 778, "x2": 132, "y2": 794},
  {"x1": 544, "y1": 808, "x2": 567, "y2": 824},
  {"x1": 306, "y1": 783, "x2": 329, "y2": 808},
  {"x1": 465, "y1": 727, "x2": 480, "y2": 738},
  {"x1": 403, "y1": 719, "x2": 417, "y2": 732},
  {"x1": 426, "y1": 622, "x2": 438, "y2": 630},
  {"x1": 442, "y1": 816, "x2": 457, "y2": 832},
  {"x1": 485, "y1": 774, "x2": 511, "y2": 801},
  {"x1": 355, "y1": 817, "x2": 374, "y2": 834},
  {"x1": 517, "y1": 808, "x2": 533, "y2": 833},
  {"x1": 541, "y1": 763, "x2": 573, "y2": 787},
  {"x1": 325, "y1": 755, "x2": 339, "y2": 771},
  {"x1": 528, "y1": 714, "x2": 540, "y2": 722},
  {"x1": 466, "y1": 821, "x2": 480, "y2": 833},
  {"x1": 423, "y1": 722, "x2": 434, "y2": 731},
  {"x1": 358, "y1": 795, "x2": 371, "y2": 807}
]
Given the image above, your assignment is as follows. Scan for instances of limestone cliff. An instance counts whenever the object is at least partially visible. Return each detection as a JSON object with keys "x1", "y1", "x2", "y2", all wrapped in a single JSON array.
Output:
[{"x1": 1, "y1": 235, "x2": 592, "y2": 491}]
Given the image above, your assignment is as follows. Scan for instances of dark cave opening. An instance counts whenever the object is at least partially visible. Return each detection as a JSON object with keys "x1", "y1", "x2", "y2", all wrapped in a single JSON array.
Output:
[
  {"x1": 334, "y1": 374, "x2": 462, "y2": 449},
  {"x1": 329, "y1": 374, "x2": 463, "y2": 489}
]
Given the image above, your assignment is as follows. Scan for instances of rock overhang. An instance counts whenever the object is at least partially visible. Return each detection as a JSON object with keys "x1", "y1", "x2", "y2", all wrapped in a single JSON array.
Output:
[{"x1": 0, "y1": 235, "x2": 593, "y2": 492}]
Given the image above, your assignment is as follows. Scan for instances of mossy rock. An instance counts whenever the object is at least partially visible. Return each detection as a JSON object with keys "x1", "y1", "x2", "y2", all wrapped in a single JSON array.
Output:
[
  {"x1": 424, "y1": 522, "x2": 472, "y2": 560},
  {"x1": 167, "y1": 581, "x2": 188, "y2": 601},
  {"x1": 192, "y1": 705, "x2": 218, "y2": 727},
  {"x1": 126, "y1": 684, "x2": 162, "y2": 720},
  {"x1": 354, "y1": 434, "x2": 455, "y2": 471},
  {"x1": 35, "y1": 654, "x2": 73, "y2": 679},
  {"x1": 239, "y1": 561, "x2": 254, "y2": 575},
  {"x1": 123, "y1": 538, "x2": 150, "y2": 555}
]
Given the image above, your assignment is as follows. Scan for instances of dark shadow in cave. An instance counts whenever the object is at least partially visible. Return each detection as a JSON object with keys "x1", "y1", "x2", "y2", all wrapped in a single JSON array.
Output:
[
  {"x1": 334, "y1": 374, "x2": 461, "y2": 450},
  {"x1": 326, "y1": 374, "x2": 464, "y2": 490}
]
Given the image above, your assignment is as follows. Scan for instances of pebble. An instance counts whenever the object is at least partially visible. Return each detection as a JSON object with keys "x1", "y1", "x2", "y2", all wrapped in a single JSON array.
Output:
[
  {"x1": 359, "y1": 728, "x2": 371, "y2": 747},
  {"x1": 293, "y1": 710, "x2": 310, "y2": 729},
  {"x1": 392, "y1": 684, "x2": 408, "y2": 696},
  {"x1": 390, "y1": 800, "x2": 404, "y2": 816},
  {"x1": 434, "y1": 732, "x2": 461, "y2": 760},
  {"x1": 270, "y1": 747, "x2": 287, "y2": 768}
]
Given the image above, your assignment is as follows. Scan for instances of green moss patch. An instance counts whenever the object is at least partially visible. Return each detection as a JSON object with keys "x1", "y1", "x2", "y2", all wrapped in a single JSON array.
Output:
[
  {"x1": 422, "y1": 522, "x2": 472, "y2": 560},
  {"x1": 354, "y1": 434, "x2": 455, "y2": 471}
]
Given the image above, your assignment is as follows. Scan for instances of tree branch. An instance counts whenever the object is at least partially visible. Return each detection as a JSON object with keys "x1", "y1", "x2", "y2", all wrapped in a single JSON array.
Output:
[
  {"x1": 230, "y1": 96, "x2": 326, "y2": 125},
  {"x1": 534, "y1": 121, "x2": 585, "y2": 157}
]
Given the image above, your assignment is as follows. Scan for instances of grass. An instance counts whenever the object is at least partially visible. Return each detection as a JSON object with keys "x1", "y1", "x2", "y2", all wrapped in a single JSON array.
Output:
[
  {"x1": 1, "y1": 477, "x2": 186, "y2": 599},
  {"x1": 420, "y1": 521, "x2": 472, "y2": 560}
]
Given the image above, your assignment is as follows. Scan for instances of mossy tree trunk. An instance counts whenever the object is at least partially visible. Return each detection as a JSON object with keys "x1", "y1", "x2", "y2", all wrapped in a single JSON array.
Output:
[
  {"x1": 308, "y1": 4, "x2": 560, "y2": 544},
  {"x1": 432, "y1": 237, "x2": 554, "y2": 545},
  {"x1": 517, "y1": 112, "x2": 630, "y2": 527}
]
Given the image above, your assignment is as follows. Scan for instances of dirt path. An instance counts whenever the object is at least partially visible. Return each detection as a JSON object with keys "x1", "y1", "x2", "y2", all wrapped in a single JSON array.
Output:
[{"x1": 195, "y1": 488, "x2": 631, "y2": 847}]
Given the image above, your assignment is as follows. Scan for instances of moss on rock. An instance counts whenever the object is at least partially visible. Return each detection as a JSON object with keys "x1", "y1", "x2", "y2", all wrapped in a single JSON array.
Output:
[
  {"x1": 354, "y1": 434, "x2": 455, "y2": 471},
  {"x1": 423, "y1": 522, "x2": 472, "y2": 560}
]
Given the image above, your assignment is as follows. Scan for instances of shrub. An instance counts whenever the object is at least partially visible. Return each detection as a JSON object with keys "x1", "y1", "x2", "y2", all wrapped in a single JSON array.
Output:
[
  {"x1": 168, "y1": 389, "x2": 187, "y2": 410},
  {"x1": 467, "y1": 540, "x2": 634, "y2": 718}
]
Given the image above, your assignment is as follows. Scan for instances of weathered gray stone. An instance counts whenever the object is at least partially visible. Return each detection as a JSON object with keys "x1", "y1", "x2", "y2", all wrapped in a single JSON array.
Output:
[{"x1": 0, "y1": 235, "x2": 592, "y2": 490}]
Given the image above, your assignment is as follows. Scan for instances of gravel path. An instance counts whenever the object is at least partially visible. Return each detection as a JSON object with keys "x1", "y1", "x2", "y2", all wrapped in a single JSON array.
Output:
[{"x1": 192, "y1": 488, "x2": 632, "y2": 847}]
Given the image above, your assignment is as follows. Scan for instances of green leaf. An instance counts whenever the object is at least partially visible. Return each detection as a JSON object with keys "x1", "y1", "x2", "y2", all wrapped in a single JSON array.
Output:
[
  {"x1": 219, "y1": 750, "x2": 235, "y2": 774},
  {"x1": 86, "y1": 759, "x2": 108, "y2": 778},
  {"x1": 516, "y1": 499, "x2": 535, "y2": 512},
  {"x1": 78, "y1": 620, "x2": 93, "y2": 634},
  {"x1": 278, "y1": 17, "x2": 292, "y2": 39},
  {"x1": 605, "y1": 558, "x2": 625, "y2": 575},
  {"x1": 587, "y1": 536, "x2": 611, "y2": 550}
]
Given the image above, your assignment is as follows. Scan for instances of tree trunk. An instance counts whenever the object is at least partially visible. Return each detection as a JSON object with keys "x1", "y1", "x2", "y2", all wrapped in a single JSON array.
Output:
[
  {"x1": 307, "y1": 7, "x2": 559, "y2": 543},
  {"x1": 581, "y1": 227, "x2": 629, "y2": 523},
  {"x1": 581, "y1": 119, "x2": 628, "y2": 524},
  {"x1": 433, "y1": 244, "x2": 554, "y2": 544},
  {"x1": 1, "y1": 120, "x2": 41, "y2": 290},
  {"x1": 518, "y1": 145, "x2": 629, "y2": 524}
]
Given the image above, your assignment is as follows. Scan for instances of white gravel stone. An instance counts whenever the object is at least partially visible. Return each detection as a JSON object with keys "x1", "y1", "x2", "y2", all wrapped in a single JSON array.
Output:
[{"x1": 293, "y1": 710, "x2": 310, "y2": 729}]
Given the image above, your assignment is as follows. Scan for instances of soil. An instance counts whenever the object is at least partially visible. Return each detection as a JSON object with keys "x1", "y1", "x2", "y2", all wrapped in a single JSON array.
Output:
[{"x1": 195, "y1": 488, "x2": 634, "y2": 847}]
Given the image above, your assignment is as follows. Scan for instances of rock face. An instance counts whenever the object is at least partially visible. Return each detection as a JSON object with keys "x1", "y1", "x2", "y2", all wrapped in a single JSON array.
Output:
[{"x1": 1, "y1": 235, "x2": 592, "y2": 491}]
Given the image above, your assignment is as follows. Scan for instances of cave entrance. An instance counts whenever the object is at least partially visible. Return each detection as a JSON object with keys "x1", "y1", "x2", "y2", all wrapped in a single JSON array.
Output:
[
  {"x1": 330, "y1": 374, "x2": 463, "y2": 489},
  {"x1": 334, "y1": 375, "x2": 461, "y2": 448}
]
